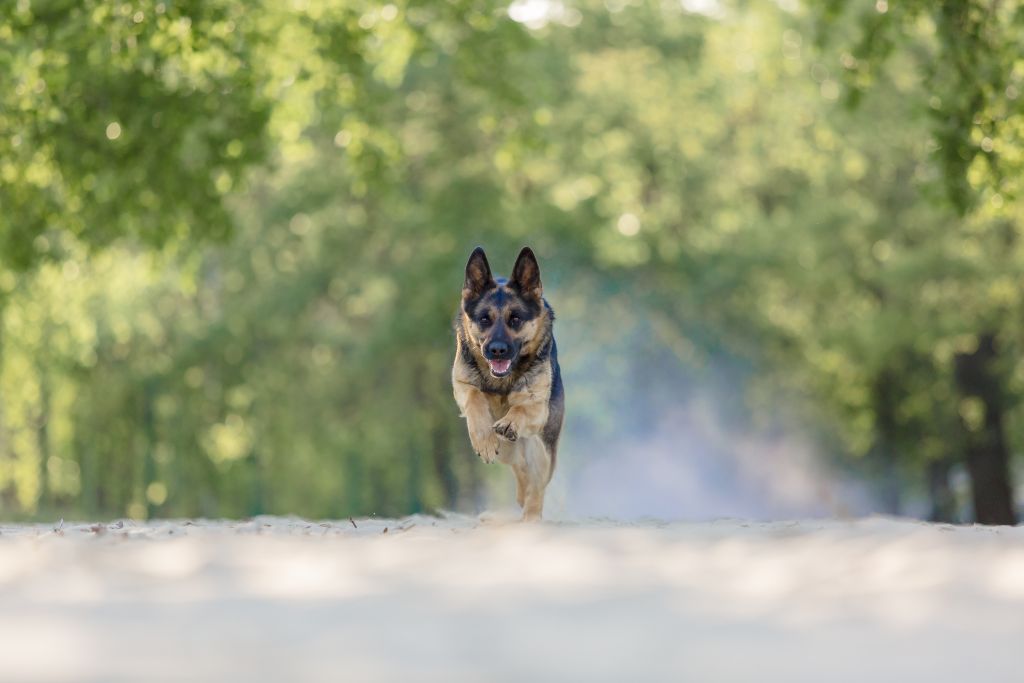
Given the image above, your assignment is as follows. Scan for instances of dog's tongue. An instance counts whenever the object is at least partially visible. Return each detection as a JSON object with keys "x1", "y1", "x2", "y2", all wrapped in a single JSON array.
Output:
[{"x1": 488, "y1": 359, "x2": 512, "y2": 375}]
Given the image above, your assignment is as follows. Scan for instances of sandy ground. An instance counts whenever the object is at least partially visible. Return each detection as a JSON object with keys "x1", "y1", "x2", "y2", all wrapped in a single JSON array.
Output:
[{"x1": 1, "y1": 514, "x2": 1023, "y2": 682}]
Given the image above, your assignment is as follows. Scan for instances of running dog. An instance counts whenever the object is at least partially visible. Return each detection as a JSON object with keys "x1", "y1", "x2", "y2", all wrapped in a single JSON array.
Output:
[{"x1": 452, "y1": 246, "x2": 564, "y2": 521}]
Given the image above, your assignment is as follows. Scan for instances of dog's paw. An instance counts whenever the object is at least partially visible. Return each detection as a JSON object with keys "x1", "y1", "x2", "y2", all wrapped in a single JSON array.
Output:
[
  {"x1": 493, "y1": 418, "x2": 519, "y2": 442},
  {"x1": 470, "y1": 428, "x2": 500, "y2": 463}
]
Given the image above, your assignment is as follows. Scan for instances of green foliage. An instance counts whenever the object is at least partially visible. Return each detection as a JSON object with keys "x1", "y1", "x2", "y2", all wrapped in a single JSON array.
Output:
[
  {"x1": 1, "y1": 0, "x2": 1022, "y2": 521},
  {"x1": 0, "y1": 0, "x2": 270, "y2": 268},
  {"x1": 813, "y1": 0, "x2": 1024, "y2": 213}
]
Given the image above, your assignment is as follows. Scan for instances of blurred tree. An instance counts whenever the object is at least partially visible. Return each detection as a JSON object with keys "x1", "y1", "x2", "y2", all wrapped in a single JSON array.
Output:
[
  {"x1": 814, "y1": 0, "x2": 1024, "y2": 213},
  {"x1": 812, "y1": 0, "x2": 1024, "y2": 523},
  {"x1": 0, "y1": 0, "x2": 271, "y2": 269}
]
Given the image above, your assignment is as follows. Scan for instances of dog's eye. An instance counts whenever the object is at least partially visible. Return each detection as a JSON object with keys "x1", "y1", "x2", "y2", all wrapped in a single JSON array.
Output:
[
  {"x1": 478, "y1": 315, "x2": 491, "y2": 326},
  {"x1": 509, "y1": 315, "x2": 521, "y2": 328}
]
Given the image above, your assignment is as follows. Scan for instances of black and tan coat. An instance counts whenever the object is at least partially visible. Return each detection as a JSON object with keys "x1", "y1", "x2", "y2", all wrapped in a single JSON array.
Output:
[{"x1": 452, "y1": 247, "x2": 565, "y2": 521}]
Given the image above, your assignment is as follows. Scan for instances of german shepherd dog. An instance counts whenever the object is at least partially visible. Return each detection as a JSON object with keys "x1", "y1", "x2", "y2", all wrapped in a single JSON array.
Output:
[{"x1": 452, "y1": 247, "x2": 564, "y2": 521}]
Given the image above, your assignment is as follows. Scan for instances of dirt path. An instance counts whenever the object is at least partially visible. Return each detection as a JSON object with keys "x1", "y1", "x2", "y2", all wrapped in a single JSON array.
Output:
[{"x1": 1, "y1": 515, "x2": 1022, "y2": 682}]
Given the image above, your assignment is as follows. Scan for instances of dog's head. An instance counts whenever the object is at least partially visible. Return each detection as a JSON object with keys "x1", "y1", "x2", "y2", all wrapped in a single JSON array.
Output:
[{"x1": 461, "y1": 246, "x2": 546, "y2": 378}]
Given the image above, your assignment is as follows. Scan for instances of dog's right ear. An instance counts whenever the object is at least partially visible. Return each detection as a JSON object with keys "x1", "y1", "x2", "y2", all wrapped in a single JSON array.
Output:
[{"x1": 463, "y1": 247, "x2": 496, "y2": 298}]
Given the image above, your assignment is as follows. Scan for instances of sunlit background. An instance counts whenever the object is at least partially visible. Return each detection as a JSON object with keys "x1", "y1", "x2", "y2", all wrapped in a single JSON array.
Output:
[{"x1": 1, "y1": 0, "x2": 1022, "y2": 524}]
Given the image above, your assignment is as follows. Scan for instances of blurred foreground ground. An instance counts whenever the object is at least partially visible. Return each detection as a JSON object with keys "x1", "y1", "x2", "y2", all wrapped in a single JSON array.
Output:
[{"x1": 1, "y1": 515, "x2": 1022, "y2": 682}]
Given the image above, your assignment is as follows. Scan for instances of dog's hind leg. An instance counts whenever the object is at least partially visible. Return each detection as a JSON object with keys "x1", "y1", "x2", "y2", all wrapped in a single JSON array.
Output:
[
  {"x1": 513, "y1": 464, "x2": 528, "y2": 508},
  {"x1": 496, "y1": 440, "x2": 528, "y2": 508},
  {"x1": 511, "y1": 436, "x2": 551, "y2": 522}
]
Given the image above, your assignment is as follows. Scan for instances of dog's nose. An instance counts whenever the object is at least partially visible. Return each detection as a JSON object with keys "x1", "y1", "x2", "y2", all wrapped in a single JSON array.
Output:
[{"x1": 487, "y1": 341, "x2": 509, "y2": 358}]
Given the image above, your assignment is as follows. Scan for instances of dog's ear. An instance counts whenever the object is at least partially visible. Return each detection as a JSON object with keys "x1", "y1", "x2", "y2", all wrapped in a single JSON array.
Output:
[
  {"x1": 510, "y1": 246, "x2": 542, "y2": 300},
  {"x1": 463, "y1": 247, "x2": 496, "y2": 298}
]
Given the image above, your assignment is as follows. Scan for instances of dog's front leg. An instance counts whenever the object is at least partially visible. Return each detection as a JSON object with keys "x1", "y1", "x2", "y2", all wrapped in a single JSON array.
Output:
[
  {"x1": 493, "y1": 399, "x2": 548, "y2": 443},
  {"x1": 493, "y1": 367, "x2": 552, "y2": 443},
  {"x1": 454, "y1": 382, "x2": 500, "y2": 463}
]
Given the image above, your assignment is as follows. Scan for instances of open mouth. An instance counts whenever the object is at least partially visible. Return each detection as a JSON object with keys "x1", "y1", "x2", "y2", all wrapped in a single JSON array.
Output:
[{"x1": 487, "y1": 359, "x2": 512, "y2": 377}]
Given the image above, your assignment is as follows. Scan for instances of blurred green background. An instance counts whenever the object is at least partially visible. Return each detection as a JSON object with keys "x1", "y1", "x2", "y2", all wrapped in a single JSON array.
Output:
[{"x1": 2, "y1": 0, "x2": 1022, "y2": 523}]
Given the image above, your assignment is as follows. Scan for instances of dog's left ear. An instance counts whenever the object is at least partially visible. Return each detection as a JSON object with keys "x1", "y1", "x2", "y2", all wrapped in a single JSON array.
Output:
[{"x1": 511, "y1": 246, "x2": 543, "y2": 300}]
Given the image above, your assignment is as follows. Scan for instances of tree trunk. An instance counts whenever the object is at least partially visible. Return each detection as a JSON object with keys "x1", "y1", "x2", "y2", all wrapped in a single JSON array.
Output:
[
  {"x1": 0, "y1": 300, "x2": 8, "y2": 516},
  {"x1": 954, "y1": 333, "x2": 1017, "y2": 525},
  {"x1": 142, "y1": 381, "x2": 158, "y2": 519},
  {"x1": 35, "y1": 364, "x2": 51, "y2": 512},
  {"x1": 430, "y1": 418, "x2": 459, "y2": 511},
  {"x1": 871, "y1": 371, "x2": 903, "y2": 515},
  {"x1": 927, "y1": 459, "x2": 957, "y2": 523}
]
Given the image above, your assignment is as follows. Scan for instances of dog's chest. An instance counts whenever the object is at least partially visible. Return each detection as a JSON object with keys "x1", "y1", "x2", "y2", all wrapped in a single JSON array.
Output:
[{"x1": 485, "y1": 394, "x2": 511, "y2": 420}]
